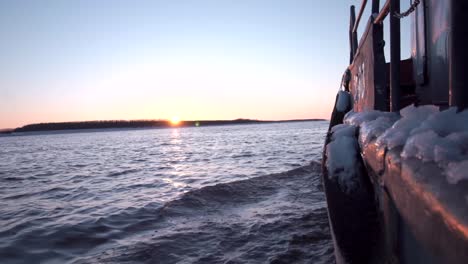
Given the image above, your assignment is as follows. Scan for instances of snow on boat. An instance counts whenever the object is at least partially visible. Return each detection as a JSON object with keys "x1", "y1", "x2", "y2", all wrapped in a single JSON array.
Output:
[{"x1": 322, "y1": 1, "x2": 468, "y2": 263}]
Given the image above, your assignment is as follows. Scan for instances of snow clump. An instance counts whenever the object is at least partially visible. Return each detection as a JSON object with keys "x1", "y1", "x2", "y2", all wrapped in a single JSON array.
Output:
[
  {"x1": 326, "y1": 124, "x2": 361, "y2": 193},
  {"x1": 344, "y1": 110, "x2": 399, "y2": 148},
  {"x1": 400, "y1": 107, "x2": 468, "y2": 184},
  {"x1": 344, "y1": 104, "x2": 468, "y2": 184},
  {"x1": 376, "y1": 105, "x2": 439, "y2": 150}
]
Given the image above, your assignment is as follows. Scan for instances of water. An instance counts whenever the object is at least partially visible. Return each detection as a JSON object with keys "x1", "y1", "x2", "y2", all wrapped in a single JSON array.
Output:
[{"x1": 0, "y1": 121, "x2": 333, "y2": 264}]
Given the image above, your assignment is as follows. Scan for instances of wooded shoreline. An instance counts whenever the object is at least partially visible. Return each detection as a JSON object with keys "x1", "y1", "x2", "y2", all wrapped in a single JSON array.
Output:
[{"x1": 1, "y1": 119, "x2": 326, "y2": 134}]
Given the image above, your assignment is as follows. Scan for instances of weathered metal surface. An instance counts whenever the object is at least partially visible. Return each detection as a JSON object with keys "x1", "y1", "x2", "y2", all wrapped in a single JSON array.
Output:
[
  {"x1": 386, "y1": 59, "x2": 415, "y2": 108},
  {"x1": 415, "y1": 0, "x2": 450, "y2": 106},
  {"x1": 359, "y1": 140, "x2": 386, "y2": 178},
  {"x1": 384, "y1": 154, "x2": 468, "y2": 264},
  {"x1": 373, "y1": 20, "x2": 389, "y2": 111},
  {"x1": 359, "y1": 137, "x2": 468, "y2": 263},
  {"x1": 350, "y1": 17, "x2": 388, "y2": 111},
  {"x1": 371, "y1": 0, "x2": 380, "y2": 14},
  {"x1": 449, "y1": 0, "x2": 468, "y2": 111},
  {"x1": 390, "y1": 0, "x2": 401, "y2": 112},
  {"x1": 411, "y1": 0, "x2": 427, "y2": 86},
  {"x1": 350, "y1": 6, "x2": 358, "y2": 63},
  {"x1": 326, "y1": 1, "x2": 468, "y2": 262}
]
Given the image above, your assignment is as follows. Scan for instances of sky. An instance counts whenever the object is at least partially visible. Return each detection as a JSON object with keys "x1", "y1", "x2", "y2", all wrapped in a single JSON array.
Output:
[{"x1": 0, "y1": 0, "x2": 411, "y2": 129}]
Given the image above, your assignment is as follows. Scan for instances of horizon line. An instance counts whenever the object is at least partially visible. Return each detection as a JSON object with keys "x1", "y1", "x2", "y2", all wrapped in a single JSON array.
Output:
[
  {"x1": 1, "y1": 118, "x2": 329, "y2": 132},
  {"x1": 2, "y1": 117, "x2": 328, "y2": 130}
]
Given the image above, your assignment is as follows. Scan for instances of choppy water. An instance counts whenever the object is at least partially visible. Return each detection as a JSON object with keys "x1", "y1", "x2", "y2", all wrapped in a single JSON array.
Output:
[{"x1": 0, "y1": 121, "x2": 333, "y2": 264}]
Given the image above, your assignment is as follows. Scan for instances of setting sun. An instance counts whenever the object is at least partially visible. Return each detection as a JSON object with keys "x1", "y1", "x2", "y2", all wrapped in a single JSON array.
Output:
[{"x1": 170, "y1": 116, "x2": 181, "y2": 126}]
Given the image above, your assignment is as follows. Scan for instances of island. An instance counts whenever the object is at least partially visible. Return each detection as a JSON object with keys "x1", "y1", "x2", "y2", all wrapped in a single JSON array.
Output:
[{"x1": 2, "y1": 118, "x2": 326, "y2": 134}]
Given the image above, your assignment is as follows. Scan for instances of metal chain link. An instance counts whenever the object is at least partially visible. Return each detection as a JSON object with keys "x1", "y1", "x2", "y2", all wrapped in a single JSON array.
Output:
[{"x1": 394, "y1": 0, "x2": 421, "y2": 18}]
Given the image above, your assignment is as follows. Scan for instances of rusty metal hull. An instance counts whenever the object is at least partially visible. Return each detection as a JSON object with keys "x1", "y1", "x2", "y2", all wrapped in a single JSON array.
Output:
[{"x1": 323, "y1": 1, "x2": 468, "y2": 263}]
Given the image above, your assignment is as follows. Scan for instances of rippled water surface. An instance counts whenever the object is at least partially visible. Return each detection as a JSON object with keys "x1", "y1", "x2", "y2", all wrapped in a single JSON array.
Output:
[{"x1": 0, "y1": 121, "x2": 332, "y2": 263}]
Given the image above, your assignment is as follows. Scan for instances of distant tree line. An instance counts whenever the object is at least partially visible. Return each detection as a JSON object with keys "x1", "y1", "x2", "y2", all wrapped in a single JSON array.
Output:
[
  {"x1": 14, "y1": 120, "x2": 166, "y2": 132},
  {"x1": 11, "y1": 118, "x2": 325, "y2": 133},
  {"x1": 13, "y1": 119, "x2": 258, "y2": 132}
]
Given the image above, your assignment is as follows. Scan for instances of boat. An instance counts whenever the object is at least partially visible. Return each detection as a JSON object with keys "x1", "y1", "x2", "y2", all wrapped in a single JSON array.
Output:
[{"x1": 322, "y1": 0, "x2": 468, "y2": 263}]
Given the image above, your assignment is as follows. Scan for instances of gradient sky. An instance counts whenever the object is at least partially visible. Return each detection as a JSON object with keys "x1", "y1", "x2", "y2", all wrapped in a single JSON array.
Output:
[{"x1": 0, "y1": 0, "x2": 411, "y2": 129}]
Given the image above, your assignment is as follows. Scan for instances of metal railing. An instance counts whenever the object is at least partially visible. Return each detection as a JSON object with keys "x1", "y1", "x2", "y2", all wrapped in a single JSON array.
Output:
[
  {"x1": 374, "y1": 0, "x2": 390, "y2": 24},
  {"x1": 349, "y1": 0, "x2": 401, "y2": 112},
  {"x1": 450, "y1": 0, "x2": 468, "y2": 111},
  {"x1": 352, "y1": 0, "x2": 368, "y2": 33}
]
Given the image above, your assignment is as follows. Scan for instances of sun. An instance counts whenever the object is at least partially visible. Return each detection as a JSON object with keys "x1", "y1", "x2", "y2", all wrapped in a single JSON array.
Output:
[{"x1": 170, "y1": 116, "x2": 181, "y2": 126}]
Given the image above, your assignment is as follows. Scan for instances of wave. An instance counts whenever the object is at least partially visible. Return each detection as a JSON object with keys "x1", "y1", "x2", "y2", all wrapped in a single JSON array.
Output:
[
  {"x1": 0, "y1": 162, "x2": 333, "y2": 264},
  {"x1": 71, "y1": 161, "x2": 333, "y2": 264}
]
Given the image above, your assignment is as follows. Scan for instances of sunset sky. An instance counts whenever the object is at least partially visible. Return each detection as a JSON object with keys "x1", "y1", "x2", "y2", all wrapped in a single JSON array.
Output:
[{"x1": 0, "y1": 0, "x2": 411, "y2": 129}]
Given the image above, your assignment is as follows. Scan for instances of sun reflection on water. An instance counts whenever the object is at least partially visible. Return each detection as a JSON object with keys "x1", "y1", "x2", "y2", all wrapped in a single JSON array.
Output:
[{"x1": 162, "y1": 177, "x2": 187, "y2": 188}]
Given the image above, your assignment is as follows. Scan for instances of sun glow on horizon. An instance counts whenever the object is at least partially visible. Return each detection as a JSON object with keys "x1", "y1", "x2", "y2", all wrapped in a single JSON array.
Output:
[
  {"x1": 170, "y1": 116, "x2": 181, "y2": 126},
  {"x1": 0, "y1": 0, "x2": 352, "y2": 130}
]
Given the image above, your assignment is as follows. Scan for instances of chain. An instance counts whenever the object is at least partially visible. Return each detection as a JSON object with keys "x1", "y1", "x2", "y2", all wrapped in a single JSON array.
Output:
[{"x1": 394, "y1": 0, "x2": 421, "y2": 18}]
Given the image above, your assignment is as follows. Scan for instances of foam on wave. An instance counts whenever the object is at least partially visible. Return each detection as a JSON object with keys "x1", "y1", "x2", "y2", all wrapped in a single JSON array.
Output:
[{"x1": 71, "y1": 162, "x2": 333, "y2": 264}]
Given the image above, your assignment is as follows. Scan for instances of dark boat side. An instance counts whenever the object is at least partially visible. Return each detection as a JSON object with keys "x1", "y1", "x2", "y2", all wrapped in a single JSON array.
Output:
[{"x1": 322, "y1": 1, "x2": 468, "y2": 263}]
